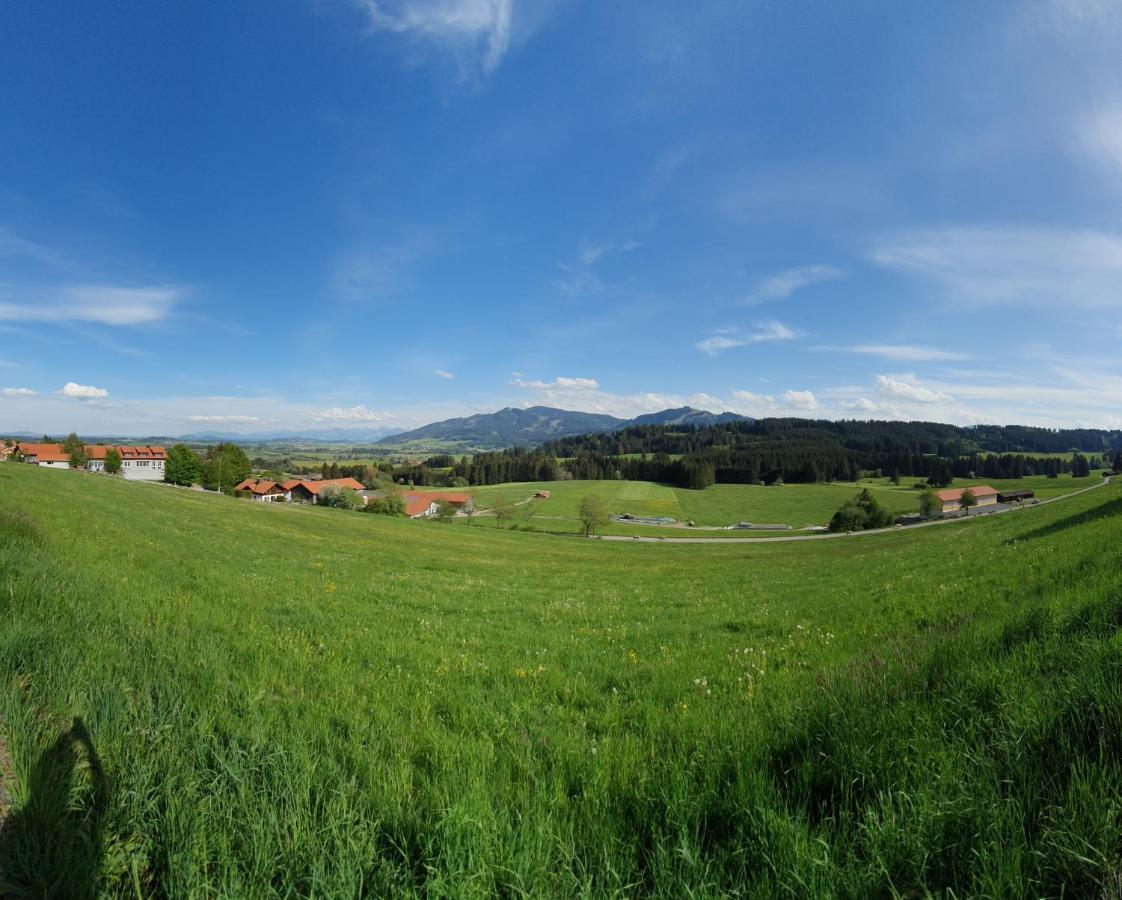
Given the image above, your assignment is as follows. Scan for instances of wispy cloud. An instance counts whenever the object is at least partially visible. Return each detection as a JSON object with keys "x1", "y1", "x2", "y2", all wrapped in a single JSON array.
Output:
[
  {"x1": 578, "y1": 239, "x2": 640, "y2": 266},
  {"x1": 331, "y1": 235, "x2": 431, "y2": 302},
  {"x1": 0, "y1": 285, "x2": 186, "y2": 326},
  {"x1": 0, "y1": 226, "x2": 69, "y2": 269},
  {"x1": 552, "y1": 263, "x2": 604, "y2": 296},
  {"x1": 842, "y1": 343, "x2": 971, "y2": 362},
  {"x1": 695, "y1": 321, "x2": 797, "y2": 355},
  {"x1": 1, "y1": 387, "x2": 37, "y2": 397},
  {"x1": 871, "y1": 227, "x2": 1122, "y2": 309},
  {"x1": 875, "y1": 374, "x2": 953, "y2": 404},
  {"x1": 745, "y1": 264, "x2": 843, "y2": 305},
  {"x1": 357, "y1": 0, "x2": 514, "y2": 75},
  {"x1": 187, "y1": 414, "x2": 263, "y2": 424},
  {"x1": 513, "y1": 375, "x2": 599, "y2": 391},
  {"x1": 433, "y1": 369, "x2": 455, "y2": 380},
  {"x1": 309, "y1": 404, "x2": 389, "y2": 423},
  {"x1": 59, "y1": 381, "x2": 109, "y2": 400},
  {"x1": 1080, "y1": 104, "x2": 1122, "y2": 177}
]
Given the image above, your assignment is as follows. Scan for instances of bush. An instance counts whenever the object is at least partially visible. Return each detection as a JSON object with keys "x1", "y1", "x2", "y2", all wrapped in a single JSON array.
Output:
[
  {"x1": 363, "y1": 493, "x2": 406, "y2": 516},
  {"x1": 317, "y1": 487, "x2": 363, "y2": 510},
  {"x1": 829, "y1": 489, "x2": 895, "y2": 532}
]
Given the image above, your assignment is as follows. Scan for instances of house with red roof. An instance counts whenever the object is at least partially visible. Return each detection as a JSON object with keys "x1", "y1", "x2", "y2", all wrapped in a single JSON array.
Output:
[
  {"x1": 402, "y1": 491, "x2": 473, "y2": 519},
  {"x1": 935, "y1": 485, "x2": 998, "y2": 514},
  {"x1": 284, "y1": 477, "x2": 366, "y2": 504},
  {"x1": 14, "y1": 442, "x2": 71, "y2": 469},
  {"x1": 234, "y1": 477, "x2": 288, "y2": 502},
  {"x1": 82, "y1": 445, "x2": 167, "y2": 480}
]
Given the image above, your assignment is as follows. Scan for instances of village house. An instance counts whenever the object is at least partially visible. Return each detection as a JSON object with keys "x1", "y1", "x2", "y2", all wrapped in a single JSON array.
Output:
[
  {"x1": 234, "y1": 478, "x2": 289, "y2": 502},
  {"x1": 282, "y1": 477, "x2": 366, "y2": 504},
  {"x1": 936, "y1": 485, "x2": 999, "y2": 514},
  {"x1": 13, "y1": 442, "x2": 71, "y2": 469},
  {"x1": 402, "y1": 492, "x2": 473, "y2": 519}
]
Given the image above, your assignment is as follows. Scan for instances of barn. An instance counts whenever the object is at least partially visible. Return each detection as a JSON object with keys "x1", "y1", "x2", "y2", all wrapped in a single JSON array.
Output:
[{"x1": 936, "y1": 485, "x2": 998, "y2": 514}]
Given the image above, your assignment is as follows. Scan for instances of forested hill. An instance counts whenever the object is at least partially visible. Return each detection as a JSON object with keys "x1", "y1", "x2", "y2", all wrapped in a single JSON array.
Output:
[
  {"x1": 544, "y1": 419, "x2": 1122, "y2": 459},
  {"x1": 433, "y1": 418, "x2": 1122, "y2": 489}
]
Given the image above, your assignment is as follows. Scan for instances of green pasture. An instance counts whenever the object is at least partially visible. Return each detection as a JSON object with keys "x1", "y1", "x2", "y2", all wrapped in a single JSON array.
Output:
[{"x1": 1, "y1": 463, "x2": 1120, "y2": 896}]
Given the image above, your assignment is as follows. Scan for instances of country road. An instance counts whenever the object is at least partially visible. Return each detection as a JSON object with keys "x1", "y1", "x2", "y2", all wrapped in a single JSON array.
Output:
[{"x1": 597, "y1": 477, "x2": 1113, "y2": 545}]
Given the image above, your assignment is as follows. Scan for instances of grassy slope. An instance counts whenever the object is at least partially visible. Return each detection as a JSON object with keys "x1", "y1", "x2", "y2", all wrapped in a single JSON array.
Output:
[
  {"x1": 446, "y1": 475, "x2": 1100, "y2": 533},
  {"x1": 1, "y1": 464, "x2": 1120, "y2": 896}
]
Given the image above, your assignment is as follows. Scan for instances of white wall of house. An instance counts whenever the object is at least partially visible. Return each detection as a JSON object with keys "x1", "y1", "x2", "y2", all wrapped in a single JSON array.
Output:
[
  {"x1": 120, "y1": 459, "x2": 165, "y2": 481},
  {"x1": 37, "y1": 460, "x2": 70, "y2": 469},
  {"x1": 87, "y1": 460, "x2": 105, "y2": 472}
]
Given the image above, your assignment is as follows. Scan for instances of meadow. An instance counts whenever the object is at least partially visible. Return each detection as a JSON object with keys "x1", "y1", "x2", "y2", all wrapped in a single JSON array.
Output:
[
  {"x1": 440, "y1": 474, "x2": 1101, "y2": 534},
  {"x1": 1, "y1": 463, "x2": 1120, "y2": 896}
]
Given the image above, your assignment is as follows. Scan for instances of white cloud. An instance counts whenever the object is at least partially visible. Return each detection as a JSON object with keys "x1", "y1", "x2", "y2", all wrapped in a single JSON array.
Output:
[
  {"x1": 309, "y1": 404, "x2": 388, "y2": 423},
  {"x1": 59, "y1": 382, "x2": 109, "y2": 400},
  {"x1": 1, "y1": 387, "x2": 37, "y2": 397},
  {"x1": 875, "y1": 375, "x2": 953, "y2": 404},
  {"x1": 433, "y1": 369, "x2": 455, "y2": 380},
  {"x1": 871, "y1": 227, "x2": 1122, "y2": 309},
  {"x1": 513, "y1": 375, "x2": 600, "y2": 391},
  {"x1": 552, "y1": 263, "x2": 604, "y2": 296},
  {"x1": 1080, "y1": 105, "x2": 1122, "y2": 175},
  {"x1": 0, "y1": 285, "x2": 185, "y2": 326},
  {"x1": 331, "y1": 236, "x2": 430, "y2": 302},
  {"x1": 187, "y1": 415, "x2": 263, "y2": 424},
  {"x1": 844, "y1": 344, "x2": 971, "y2": 362},
  {"x1": 695, "y1": 321, "x2": 797, "y2": 355},
  {"x1": 358, "y1": 0, "x2": 514, "y2": 74},
  {"x1": 745, "y1": 264, "x2": 843, "y2": 304},
  {"x1": 578, "y1": 239, "x2": 640, "y2": 266},
  {"x1": 783, "y1": 389, "x2": 819, "y2": 411}
]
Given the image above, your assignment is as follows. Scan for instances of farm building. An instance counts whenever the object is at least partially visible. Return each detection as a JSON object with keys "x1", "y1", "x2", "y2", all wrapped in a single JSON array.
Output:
[
  {"x1": 997, "y1": 489, "x2": 1035, "y2": 503},
  {"x1": 284, "y1": 477, "x2": 365, "y2": 504},
  {"x1": 14, "y1": 442, "x2": 71, "y2": 468},
  {"x1": 234, "y1": 478, "x2": 289, "y2": 502},
  {"x1": 402, "y1": 492, "x2": 473, "y2": 518},
  {"x1": 936, "y1": 485, "x2": 998, "y2": 514}
]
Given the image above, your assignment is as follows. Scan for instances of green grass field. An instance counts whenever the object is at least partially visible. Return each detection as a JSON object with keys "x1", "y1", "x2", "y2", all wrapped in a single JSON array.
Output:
[
  {"x1": 440, "y1": 475, "x2": 1102, "y2": 534},
  {"x1": 1, "y1": 464, "x2": 1120, "y2": 896}
]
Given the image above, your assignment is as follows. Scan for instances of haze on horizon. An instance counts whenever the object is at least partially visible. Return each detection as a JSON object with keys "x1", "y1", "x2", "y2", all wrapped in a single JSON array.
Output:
[{"x1": 2, "y1": 0, "x2": 1121, "y2": 436}]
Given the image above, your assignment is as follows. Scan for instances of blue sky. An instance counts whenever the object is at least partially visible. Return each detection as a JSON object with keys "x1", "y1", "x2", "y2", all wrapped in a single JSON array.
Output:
[{"x1": 2, "y1": 0, "x2": 1121, "y2": 436}]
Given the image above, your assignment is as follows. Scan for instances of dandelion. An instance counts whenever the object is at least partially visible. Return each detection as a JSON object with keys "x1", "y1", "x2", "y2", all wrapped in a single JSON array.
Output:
[
  {"x1": 324, "y1": 582, "x2": 336, "y2": 594},
  {"x1": 627, "y1": 649, "x2": 638, "y2": 664}
]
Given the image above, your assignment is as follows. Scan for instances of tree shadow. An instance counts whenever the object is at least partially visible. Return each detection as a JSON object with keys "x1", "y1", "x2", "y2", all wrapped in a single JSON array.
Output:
[
  {"x1": 0, "y1": 718, "x2": 106, "y2": 899},
  {"x1": 1008, "y1": 496, "x2": 1122, "y2": 545}
]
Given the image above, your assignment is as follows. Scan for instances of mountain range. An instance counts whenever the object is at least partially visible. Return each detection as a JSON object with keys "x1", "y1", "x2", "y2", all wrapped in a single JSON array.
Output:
[{"x1": 375, "y1": 406, "x2": 749, "y2": 450}]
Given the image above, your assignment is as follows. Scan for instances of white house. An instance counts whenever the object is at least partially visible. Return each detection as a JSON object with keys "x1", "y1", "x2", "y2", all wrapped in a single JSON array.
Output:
[
  {"x1": 116, "y1": 445, "x2": 167, "y2": 481},
  {"x1": 14, "y1": 443, "x2": 71, "y2": 469}
]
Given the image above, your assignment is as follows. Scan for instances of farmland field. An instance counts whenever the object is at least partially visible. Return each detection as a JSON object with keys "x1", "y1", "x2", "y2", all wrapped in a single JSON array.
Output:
[
  {"x1": 1, "y1": 463, "x2": 1121, "y2": 896},
  {"x1": 434, "y1": 474, "x2": 1103, "y2": 534}
]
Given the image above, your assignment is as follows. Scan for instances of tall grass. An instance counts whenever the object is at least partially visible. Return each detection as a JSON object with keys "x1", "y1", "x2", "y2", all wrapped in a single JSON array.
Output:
[{"x1": 0, "y1": 466, "x2": 1119, "y2": 896}]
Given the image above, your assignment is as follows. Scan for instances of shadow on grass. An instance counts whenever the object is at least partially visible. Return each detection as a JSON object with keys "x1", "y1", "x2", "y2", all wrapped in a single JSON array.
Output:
[
  {"x1": 1008, "y1": 496, "x2": 1122, "y2": 545},
  {"x1": 0, "y1": 718, "x2": 106, "y2": 899}
]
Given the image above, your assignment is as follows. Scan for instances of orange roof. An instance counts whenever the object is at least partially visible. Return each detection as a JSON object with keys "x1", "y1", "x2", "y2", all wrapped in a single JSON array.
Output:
[
  {"x1": 84, "y1": 445, "x2": 108, "y2": 459},
  {"x1": 16, "y1": 443, "x2": 70, "y2": 462},
  {"x1": 935, "y1": 485, "x2": 998, "y2": 502},
  {"x1": 234, "y1": 478, "x2": 281, "y2": 495},
  {"x1": 280, "y1": 479, "x2": 303, "y2": 491},
  {"x1": 116, "y1": 445, "x2": 167, "y2": 460},
  {"x1": 402, "y1": 491, "x2": 471, "y2": 517},
  {"x1": 301, "y1": 477, "x2": 365, "y2": 495}
]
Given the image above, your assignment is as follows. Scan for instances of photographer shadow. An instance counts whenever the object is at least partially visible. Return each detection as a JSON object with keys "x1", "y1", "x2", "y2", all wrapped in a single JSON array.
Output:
[{"x1": 0, "y1": 718, "x2": 106, "y2": 899}]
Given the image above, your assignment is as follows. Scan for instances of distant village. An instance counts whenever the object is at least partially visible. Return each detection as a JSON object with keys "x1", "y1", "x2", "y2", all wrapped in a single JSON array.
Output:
[{"x1": 1, "y1": 439, "x2": 474, "y2": 520}]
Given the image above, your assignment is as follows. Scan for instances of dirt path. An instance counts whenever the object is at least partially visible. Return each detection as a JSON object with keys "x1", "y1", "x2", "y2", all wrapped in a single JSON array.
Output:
[{"x1": 598, "y1": 478, "x2": 1112, "y2": 545}]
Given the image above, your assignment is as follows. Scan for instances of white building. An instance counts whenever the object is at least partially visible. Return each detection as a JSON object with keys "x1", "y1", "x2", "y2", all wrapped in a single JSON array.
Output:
[
  {"x1": 14, "y1": 443, "x2": 71, "y2": 469},
  {"x1": 116, "y1": 445, "x2": 167, "y2": 481}
]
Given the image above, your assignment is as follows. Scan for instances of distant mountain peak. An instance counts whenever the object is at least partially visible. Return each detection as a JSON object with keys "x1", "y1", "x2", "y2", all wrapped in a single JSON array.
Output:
[{"x1": 376, "y1": 406, "x2": 750, "y2": 450}]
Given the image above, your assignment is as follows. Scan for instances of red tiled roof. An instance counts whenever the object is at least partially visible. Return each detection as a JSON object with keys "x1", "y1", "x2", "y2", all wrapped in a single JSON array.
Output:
[
  {"x1": 16, "y1": 443, "x2": 70, "y2": 462},
  {"x1": 116, "y1": 445, "x2": 167, "y2": 460},
  {"x1": 402, "y1": 491, "x2": 471, "y2": 517},
  {"x1": 235, "y1": 478, "x2": 281, "y2": 495},
  {"x1": 84, "y1": 445, "x2": 108, "y2": 459},
  {"x1": 935, "y1": 485, "x2": 998, "y2": 502},
  {"x1": 281, "y1": 479, "x2": 303, "y2": 491},
  {"x1": 301, "y1": 477, "x2": 365, "y2": 495}
]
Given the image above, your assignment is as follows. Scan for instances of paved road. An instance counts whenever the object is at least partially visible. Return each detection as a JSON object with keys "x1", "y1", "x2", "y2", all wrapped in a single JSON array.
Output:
[{"x1": 598, "y1": 478, "x2": 1113, "y2": 545}]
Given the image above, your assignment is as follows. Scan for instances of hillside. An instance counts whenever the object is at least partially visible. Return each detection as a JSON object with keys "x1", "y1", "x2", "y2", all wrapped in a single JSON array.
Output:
[
  {"x1": 376, "y1": 405, "x2": 750, "y2": 450},
  {"x1": 2, "y1": 464, "x2": 1121, "y2": 895}
]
